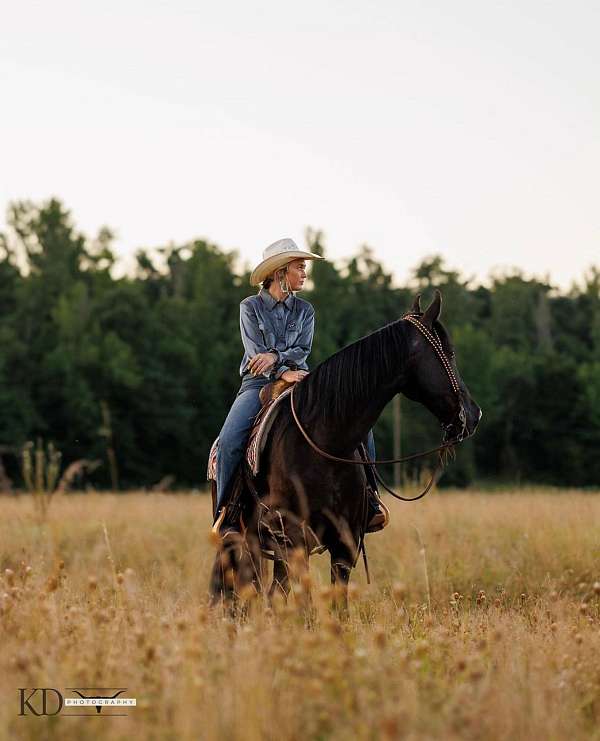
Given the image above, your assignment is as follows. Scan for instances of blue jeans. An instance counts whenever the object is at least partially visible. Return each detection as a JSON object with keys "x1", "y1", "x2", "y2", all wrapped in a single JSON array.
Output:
[
  {"x1": 215, "y1": 376, "x2": 377, "y2": 513},
  {"x1": 366, "y1": 429, "x2": 376, "y2": 461},
  {"x1": 216, "y1": 378, "x2": 269, "y2": 513}
]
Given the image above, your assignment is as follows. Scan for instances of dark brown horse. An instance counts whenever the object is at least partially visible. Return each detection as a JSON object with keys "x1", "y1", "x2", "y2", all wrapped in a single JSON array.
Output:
[{"x1": 209, "y1": 291, "x2": 481, "y2": 607}]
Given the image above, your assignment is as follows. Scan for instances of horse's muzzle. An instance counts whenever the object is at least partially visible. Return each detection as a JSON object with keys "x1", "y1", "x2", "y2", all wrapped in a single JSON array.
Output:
[{"x1": 443, "y1": 401, "x2": 481, "y2": 443}]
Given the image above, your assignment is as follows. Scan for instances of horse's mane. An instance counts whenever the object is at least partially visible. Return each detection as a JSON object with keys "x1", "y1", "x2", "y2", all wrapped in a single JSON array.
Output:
[{"x1": 297, "y1": 319, "x2": 410, "y2": 423}]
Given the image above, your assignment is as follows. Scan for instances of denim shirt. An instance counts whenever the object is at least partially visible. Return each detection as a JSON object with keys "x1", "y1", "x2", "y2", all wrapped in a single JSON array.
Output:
[{"x1": 238, "y1": 288, "x2": 315, "y2": 383}]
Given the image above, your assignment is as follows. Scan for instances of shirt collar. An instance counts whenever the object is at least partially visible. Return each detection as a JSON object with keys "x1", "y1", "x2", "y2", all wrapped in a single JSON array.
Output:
[{"x1": 259, "y1": 288, "x2": 295, "y2": 312}]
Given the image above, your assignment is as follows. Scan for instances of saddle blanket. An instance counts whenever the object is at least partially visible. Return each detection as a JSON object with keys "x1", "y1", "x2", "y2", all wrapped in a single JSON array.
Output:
[{"x1": 207, "y1": 387, "x2": 293, "y2": 482}]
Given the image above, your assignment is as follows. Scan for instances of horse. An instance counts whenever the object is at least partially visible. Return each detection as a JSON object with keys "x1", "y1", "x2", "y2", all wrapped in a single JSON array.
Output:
[{"x1": 209, "y1": 290, "x2": 481, "y2": 609}]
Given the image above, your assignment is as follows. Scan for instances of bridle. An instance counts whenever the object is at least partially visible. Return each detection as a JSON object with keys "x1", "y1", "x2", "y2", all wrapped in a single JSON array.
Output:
[
  {"x1": 403, "y1": 312, "x2": 469, "y2": 445},
  {"x1": 289, "y1": 312, "x2": 473, "y2": 502}
]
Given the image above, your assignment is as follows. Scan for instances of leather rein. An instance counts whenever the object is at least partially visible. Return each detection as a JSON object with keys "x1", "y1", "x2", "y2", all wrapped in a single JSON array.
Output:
[{"x1": 289, "y1": 313, "x2": 472, "y2": 502}]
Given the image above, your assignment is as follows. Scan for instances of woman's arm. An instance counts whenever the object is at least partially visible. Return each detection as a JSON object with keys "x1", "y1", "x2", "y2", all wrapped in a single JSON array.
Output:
[{"x1": 239, "y1": 302, "x2": 278, "y2": 378}]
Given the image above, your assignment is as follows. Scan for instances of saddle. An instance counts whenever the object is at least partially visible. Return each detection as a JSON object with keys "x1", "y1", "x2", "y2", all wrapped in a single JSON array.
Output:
[{"x1": 258, "y1": 378, "x2": 293, "y2": 406}]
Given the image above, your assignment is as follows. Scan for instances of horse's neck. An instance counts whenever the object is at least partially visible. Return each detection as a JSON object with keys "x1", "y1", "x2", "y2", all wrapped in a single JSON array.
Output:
[
  {"x1": 332, "y1": 381, "x2": 400, "y2": 451},
  {"x1": 302, "y1": 328, "x2": 408, "y2": 453}
]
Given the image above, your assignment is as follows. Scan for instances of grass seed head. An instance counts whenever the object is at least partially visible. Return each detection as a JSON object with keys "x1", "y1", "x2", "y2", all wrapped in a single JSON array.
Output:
[
  {"x1": 300, "y1": 572, "x2": 312, "y2": 592},
  {"x1": 456, "y1": 657, "x2": 467, "y2": 672},
  {"x1": 226, "y1": 622, "x2": 237, "y2": 640},
  {"x1": 347, "y1": 583, "x2": 359, "y2": 600},
  {"x1": 380, "y1": 717, "x2": 400, "y2": 739},
  {"x1": 374, "y1": 629, "x2": 387, "y2": 649},
  {"x1": 415, "y1": 639, "x2": 429, "y2": 656},
  {"x1": 392, "y1": 582, "x2": 407, "y2": 601},
  {"x1": 238, "y1": 583, "x2": 258, "y2": 603},
  {"x1": 324, "y1": 618, "x2": 343, "y2": 637}
]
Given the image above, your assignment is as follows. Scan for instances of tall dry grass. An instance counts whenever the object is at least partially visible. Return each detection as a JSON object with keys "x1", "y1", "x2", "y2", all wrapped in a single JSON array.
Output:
[{"x1": 1, "y1": 488, "x2": 600, "y2": 740}]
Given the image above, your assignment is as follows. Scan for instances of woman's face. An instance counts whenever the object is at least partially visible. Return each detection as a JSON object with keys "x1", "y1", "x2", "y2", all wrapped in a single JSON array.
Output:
[{"x1": 284, "y1": 259, "x2": 308, "y2": 291}]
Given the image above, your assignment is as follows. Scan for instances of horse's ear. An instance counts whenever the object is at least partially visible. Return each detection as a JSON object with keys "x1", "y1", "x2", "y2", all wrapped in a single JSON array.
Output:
[
  {"x1": 410, "y1": 293, "x2": 422, "y2": 313},
  {"x1": 421, "y1": 289, "x2": 442, "y2": 328}
]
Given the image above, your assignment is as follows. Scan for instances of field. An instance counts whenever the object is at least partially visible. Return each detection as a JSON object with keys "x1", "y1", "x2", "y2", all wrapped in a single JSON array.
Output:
[{"x1": 1, "y1": 489, "x2": 600, "y2": 740}]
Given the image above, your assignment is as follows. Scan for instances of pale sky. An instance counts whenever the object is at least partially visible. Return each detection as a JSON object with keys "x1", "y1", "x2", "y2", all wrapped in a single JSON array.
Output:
[{"x1": 1, "y1": 0, "x2": 599, "y2": 288}]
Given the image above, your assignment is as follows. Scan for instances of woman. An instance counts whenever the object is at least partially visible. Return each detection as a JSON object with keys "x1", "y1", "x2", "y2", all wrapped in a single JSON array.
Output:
[{"x1": 214, "y1": 238, "x2": 386, "y2": 533}]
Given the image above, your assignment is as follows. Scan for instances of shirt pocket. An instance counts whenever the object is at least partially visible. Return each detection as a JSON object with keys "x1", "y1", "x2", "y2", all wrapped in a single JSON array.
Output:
[
  {"x1": 285, "y1": 318, "x2": 303, "y2": 346},
  {"x1": 258, "y1": 320, "x2": 276, "y2": 349}
]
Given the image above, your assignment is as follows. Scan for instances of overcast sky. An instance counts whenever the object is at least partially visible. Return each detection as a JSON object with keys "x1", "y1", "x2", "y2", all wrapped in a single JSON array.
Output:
[{"x1": 1, "y1": 0, "x2": 598, "y2": 288}]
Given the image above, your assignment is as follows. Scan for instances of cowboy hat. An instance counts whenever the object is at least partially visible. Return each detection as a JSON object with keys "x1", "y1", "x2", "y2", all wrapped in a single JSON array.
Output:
[{"x1": 250, "y1": 238, "x2": 324, "y2": 286}]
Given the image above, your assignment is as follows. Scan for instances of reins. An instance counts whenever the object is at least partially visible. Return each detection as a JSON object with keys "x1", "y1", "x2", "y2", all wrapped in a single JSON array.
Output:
[
  {"x1": 289, "y1": 313, "x2": 472, "y2": 502},
  {"x1": 290, "y1": 386, "x2": 456, "y2": 465}
]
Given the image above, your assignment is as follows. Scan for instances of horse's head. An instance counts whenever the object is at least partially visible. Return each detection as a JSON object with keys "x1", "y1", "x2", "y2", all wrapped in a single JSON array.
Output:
[{"x1": 402, "y1": 290, "x2": 481, "y2": 443}]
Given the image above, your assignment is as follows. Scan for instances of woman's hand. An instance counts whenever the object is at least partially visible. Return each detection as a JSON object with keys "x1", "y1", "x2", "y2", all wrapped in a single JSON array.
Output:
[
  {"x1": 248, "y1": 352, "x2": 278, "y2": 376},
  {"x1": 281, "y1": 370, "x2": 309, "y2": 383}
]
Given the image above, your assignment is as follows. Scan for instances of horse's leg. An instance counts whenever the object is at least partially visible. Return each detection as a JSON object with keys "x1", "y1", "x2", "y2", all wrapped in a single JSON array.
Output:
[
  {"x1": 237, "y1": 532, "x2": 262, "y2": 601},
  {"x1": 292, "y1": 547, "x2": 315, "y2": 624},
  {"x1": 208, "y1": 533, "x2": 241, "y2": 608},
  {"x1": 209, "y1": 530, "x2": 262, "y2": 612},
  {"x1": 268, "y1": 541, "x2": 313, "y2": 617},
  {"x1": 251, "y1": 553, "x2": 265, "y2": 596},
  {"x1": 268, "y1": 558, "x2": 291, "y2": 603},
  {"x1": 329, "y1": 543, "x2": 354, "y2": 618}
]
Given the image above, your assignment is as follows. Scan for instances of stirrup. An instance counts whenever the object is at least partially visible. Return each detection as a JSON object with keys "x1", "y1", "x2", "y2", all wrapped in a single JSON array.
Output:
[{"x1": 212, "y1": 506, "x2": 227, "y2": 535}]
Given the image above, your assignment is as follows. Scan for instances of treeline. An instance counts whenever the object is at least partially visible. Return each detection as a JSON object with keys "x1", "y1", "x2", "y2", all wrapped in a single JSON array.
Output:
[{"x1": 0, "y1": 198, "x2": 599, "y2": 490}]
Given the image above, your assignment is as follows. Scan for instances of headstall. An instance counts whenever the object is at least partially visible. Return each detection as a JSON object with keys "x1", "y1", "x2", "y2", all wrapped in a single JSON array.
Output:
[{"x1": 401, "y1": 313, "x2": 461, "y2": 395}]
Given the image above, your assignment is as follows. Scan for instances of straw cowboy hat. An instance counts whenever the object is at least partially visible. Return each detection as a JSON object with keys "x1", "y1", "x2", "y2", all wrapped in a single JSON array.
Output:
[{"x1": 250, "y1": 238, "x2": 324, "y2": 286}]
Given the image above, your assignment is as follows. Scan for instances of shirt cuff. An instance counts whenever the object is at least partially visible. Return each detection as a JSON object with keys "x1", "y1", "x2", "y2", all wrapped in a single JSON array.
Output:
[
  {"x1": 264, "y1": 349, "x2": 280, "y2": 379},
  {"x1": 275, "y1": 365, "x2": 290, "y2": 380}
]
